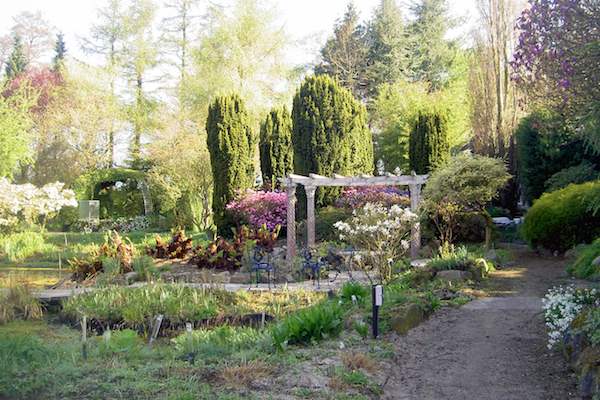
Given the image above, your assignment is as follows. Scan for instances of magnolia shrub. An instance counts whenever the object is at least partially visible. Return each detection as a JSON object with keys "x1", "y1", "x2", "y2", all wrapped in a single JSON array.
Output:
[
  {"x1": 334, "y1": 203, "x2": 417, "y2": 283},
  {"x1": 0, "y1": 178, "x2": 77, "y2": 230}
]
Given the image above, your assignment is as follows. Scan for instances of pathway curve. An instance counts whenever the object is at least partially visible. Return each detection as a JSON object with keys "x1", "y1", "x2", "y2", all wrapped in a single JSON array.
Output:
[{"x1": 383, "y1": 245, "x2": 579, "y2": 400}]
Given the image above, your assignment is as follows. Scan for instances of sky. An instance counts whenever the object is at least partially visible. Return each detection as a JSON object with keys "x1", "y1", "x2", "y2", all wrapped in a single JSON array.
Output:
[{"x1": 0, "y1": 0, "x2": 479, "y2": 67}]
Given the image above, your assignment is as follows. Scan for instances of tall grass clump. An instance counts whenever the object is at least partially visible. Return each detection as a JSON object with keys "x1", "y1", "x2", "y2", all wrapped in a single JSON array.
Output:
[
  {"x1": 0, "y1": 274, "x2": 44, "y2": 324},
  {"x1": 0, "y1": 232, "x2": 56, "y2": 262}
]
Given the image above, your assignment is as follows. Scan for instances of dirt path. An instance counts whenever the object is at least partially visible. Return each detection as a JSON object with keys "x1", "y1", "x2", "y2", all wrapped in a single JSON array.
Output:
[{"x1": 382, "y1": 245, "x2": 579, "y2": 400}]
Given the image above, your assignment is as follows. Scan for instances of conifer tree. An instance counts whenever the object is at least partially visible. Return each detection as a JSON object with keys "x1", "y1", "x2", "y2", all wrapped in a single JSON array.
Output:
[
  {"x1": 52, "y1": 33, "x2": 67, "y2": 72},
  {"x1": 259, "y1": 106, "x2": 293, "y2": 188},
  {"x1": 409, "y1": 109, "x2": 450, "y2": 174},
  {"x1": 5, "y1": 34, "x2": 27, "y2": 80}
]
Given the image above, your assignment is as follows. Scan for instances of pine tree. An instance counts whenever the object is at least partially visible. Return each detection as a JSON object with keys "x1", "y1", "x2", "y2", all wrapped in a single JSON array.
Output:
[
  {"x1": 52, "y1": 33, "x2": 67, "y2": 72},
  {"x1": 409, "y1": 109, "x2": 450, "y2": 174},
  {"x1": 5, "y1": 34, "x2": 27, "y2": 80},
  {"x1": 365, "y1": 0, "x2": 406, "y2": 98},
  {"x1": 259, "y1": 106, "x2": 293, "y2": 188},
  {"x1": 317, "y1": 3, "x2": 369, "y2": 99},
  {"x1": 407, "y1": 0, "x2": 455, "y2": 91},
  {"x1": 206, "y1": 94, "x2": 256, "y2": 233},
  {"x1": 292, "y1": 75, "x2": 374, "y2": 208}
]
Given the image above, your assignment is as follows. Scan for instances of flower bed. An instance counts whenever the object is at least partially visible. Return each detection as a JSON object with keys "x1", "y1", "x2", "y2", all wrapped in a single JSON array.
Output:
[
  {"x1": 226, "y1": 190, "x2": 287, "y2": 230},
  {"x1": 335, "y1": 186, "x2": 409, "y2": 209}
]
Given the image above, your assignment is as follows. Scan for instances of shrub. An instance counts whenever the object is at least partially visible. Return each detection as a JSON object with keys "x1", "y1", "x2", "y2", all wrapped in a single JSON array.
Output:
[
  {"x1": 146, "y1": 230, "x2": 193, "y2": 259},
  {"x1": 582, "y1": 307, "x2": 600, "y2": 347},
  {"x1": 409, "y1": 109, "x2": 450, "y2": 174},
  {"x1": 69, "y1": 231, "x2": 135, "y2": 281},
  {"x1": 0, "y1": 274, "x2": 44, "y2": 324},
  {"x1": 226, "y1": 190, "x2": 287, "y2": 230},
  {"x1": 567, "y1": 238, "x2": 600, "y2": 279},
  {"x1": 271, "y1": 301, "x2": 344, "y2": 350},
  {"x1": 292, "y1": 75, "x2": 373, "y2": 209},
  {"x1": 545, "y1": 161, "x2": 599, "y2": 192},
  {"x1": 335, "y1": 186, "x2": 410, "y2": 209},
  {"x1": 339, "y1": 281, "x2": 368, "y2": 304},
  {"x1": 206, "y1": 94, "x2": 256, "y2": 234},
  {"x1": 0, "y1": 232, "x2": 55, "y2": 262},
  {"x1": 522, "y1": 181, "x2": 600, "y2": 252},
  {"x1": 315, "y1": 206, "x2": 352, "y2": 241},
  {"x1": 259, "y1": 106, "x2": 293, "y2": 188}
]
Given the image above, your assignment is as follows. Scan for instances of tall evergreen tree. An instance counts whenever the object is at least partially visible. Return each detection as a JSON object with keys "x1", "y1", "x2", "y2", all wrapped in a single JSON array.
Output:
[
  {"x1": 5, "y1": 34, "x2": 27, "y2": 80},
  {"x1": 365, "y1": 0, "x2": 407, "y2": 98},
  {"x1": 317, "y1": 3, "x2": 369, "y2": 99},
  {"x1": 206, "y1": 94, "x2": 256, "y2": 233},
  {"x1": 292, "y1": 75, "x2": 374, "y2": 208},
  {"x1": 52, "y1": 33, "x2": 67, "y2": 72},
  {"x1": 259, "y1": 106, "x2": 293, "y2": 188},
  {"x1": 409, "y1": 109, "x2": 450, "y2": 174},
  {"x1": 407, "y1": 0, "x2": 455, "y2": 91}
]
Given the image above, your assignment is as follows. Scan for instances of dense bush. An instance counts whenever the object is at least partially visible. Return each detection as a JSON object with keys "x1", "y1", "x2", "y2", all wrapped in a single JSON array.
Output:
[
  {"x1": 567, "y1": 238, "x2": 600, "y2": 279},
  {"x1": 259, "y1": 107, "x2": 293, "y2": 188},
  {"x1": 522, "y1": 181, "x2": 600, "y2": 252},
  {"x1": 409, "y1": 109, "x2": 450, "y2": 174},
  {"x1": 226, "y1": 190, "x2": 286, "y2": 230},
  {"x1": 544, "y1": 161, "x2": 599, "y2": 192},
  {"x1": 206, "y1": 94, "x2": 256, "y2": 234},
  {"x1": 315, "y1": 206, "x2": 352, "y2": 242},
  {"x1": 292, "y1": 75, "x2": 373, "y2": 209},
  {"x1": 334, "y1": 186, "x2": 409, "y2": 209}
]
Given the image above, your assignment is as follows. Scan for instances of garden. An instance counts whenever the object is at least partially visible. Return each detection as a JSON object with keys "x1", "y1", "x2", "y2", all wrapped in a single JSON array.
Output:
[{"x1": 1, "y1": 0, "x2": 600, "y2": 398}]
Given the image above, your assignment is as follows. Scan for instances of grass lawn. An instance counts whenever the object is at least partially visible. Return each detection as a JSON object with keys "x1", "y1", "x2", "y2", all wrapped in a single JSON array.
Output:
[{"x1": 0, "y1": 231, "x2": 209, "y2": 288}]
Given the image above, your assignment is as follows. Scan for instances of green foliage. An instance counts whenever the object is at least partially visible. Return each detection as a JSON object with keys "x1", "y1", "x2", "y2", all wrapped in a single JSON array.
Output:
[
  {"x1": 206, "y1": 94, "x2": 256, "y2": 234},
  {"x1": 582, "y1": 307, "x2": 600, "y2": 347},
  {"x1": 0, "y1": 274, "x2": 44, "y2": 324},
  {"x1": 516, "y1": 110, "x2": 593, "y2": 203},
  {"x1": 409, "y1": 109, "x2": 450, "y2": 174},
  {"x1": 292, "y1": 75, "x2": 374, "y2": 208},
  {"x1": 522, "y1": 181, "x2": 600, "y2": 252},
  {"x1": 271, "y1": 301, "x2": 344, "y2": 350},
  {"x1": 98, "y1": 329, "x2": 144, "y2": 358},
  {"x1": 315, "y1": 206, "x2": 352, "y2": 241},
  {"x1": 0, "y1": 91, "x2": 32, "y2": 178},
  {"x1": 0, "y1": 232, "x2": 56, "y2": 262},
  {"x1": 340, "y1": 281, "x2": 369, "y2": 304},
  {"x1": 4, "y1": 34, "x2": 28, "y2": 80},
  {"x1": 544, "y1": 161, "x2": 599, "y2": 192},
  {"x1": 567, "y1": 238, "x2": 600, "y2": 279},
  {"x1": 259, "y1": 106, "x2": 293, "y2": 187}
]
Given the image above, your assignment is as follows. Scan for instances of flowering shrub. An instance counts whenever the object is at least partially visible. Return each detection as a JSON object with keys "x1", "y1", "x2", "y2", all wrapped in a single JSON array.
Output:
[
  {"x1": 0, "y1": 178, "x2": 77, "y2": 231},
  {"x1": 334, "y1": 203, "x2": 417, "y2": 283},
  {"x1": 542, "y1": 286, "x2": 600, "y2": 349},
  {"x1": 335, "y1": 186, "x2": 409, "y2": 209},
  {"x1": 226, "y1": 190, "x2": 287, "y2": 230},
  {"x1": 72, "y1": 216, "x2": 150, "y2": 233}
]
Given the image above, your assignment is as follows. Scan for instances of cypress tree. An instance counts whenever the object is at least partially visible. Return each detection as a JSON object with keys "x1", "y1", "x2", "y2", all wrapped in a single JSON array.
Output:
[
  {"x1": 292, "y1": 75, "x2": 374, "y2": 208},
  {"x1": 5, "y1": 34, "x2": 28, "y2": 80},
  {"x1": 259, "y1": 106, "x2": 293, "y2": 188},
  {"x1": 409, "y1": 109, "x2": 449, "y2": 174},
  {"x1": 52, "y1": 33, "x2": 67, "y2": 72},
  {"x1": 206, "y1": 94, "x2": 256, "y2": 234}
]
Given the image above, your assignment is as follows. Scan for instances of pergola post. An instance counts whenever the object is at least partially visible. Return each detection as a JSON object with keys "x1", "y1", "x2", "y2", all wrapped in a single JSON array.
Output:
[
  {"x1": 285, "y1": 182, "x2": 297, "y2": 267},
  {"x1": 409, "y1": 183, "x2": 422, "y2": 259},
  {"x1": 305, "y1": 185, "x2": 316, "y2": 248}
]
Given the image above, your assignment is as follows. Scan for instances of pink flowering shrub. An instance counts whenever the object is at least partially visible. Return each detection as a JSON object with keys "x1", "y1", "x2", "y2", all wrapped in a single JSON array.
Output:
[
  {"x1": 335, "y1": 186, "x2": 410, "y2": 209},
  {"x1": 226, "y1": 190, "x2": 287, "y2": 230}
]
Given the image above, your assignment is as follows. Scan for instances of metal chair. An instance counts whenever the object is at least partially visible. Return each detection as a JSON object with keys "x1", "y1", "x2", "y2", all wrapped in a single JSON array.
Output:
[{"x1": 251, "y1": 245, "x2": 274, "y2": 288}]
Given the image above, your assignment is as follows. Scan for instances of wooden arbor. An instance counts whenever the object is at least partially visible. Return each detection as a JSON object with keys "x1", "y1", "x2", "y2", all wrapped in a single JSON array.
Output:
[{"x1": 281, "y1": 172, "x2": 428, "y2": 266}]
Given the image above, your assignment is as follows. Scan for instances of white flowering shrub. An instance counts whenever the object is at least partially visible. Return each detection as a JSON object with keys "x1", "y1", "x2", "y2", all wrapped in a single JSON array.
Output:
[
  {"x1": 334, "y1": 203, "x2": 417, "y2": 283},
  {"x1": 542, "y1": 285, "x2": 600, "y2": 349},
  {"x1": 0, "y1": 178, "x2": 78, "y2": 231}
]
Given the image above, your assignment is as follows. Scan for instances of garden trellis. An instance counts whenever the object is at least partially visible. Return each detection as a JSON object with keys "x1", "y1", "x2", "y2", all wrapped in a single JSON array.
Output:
[{"x1": 281, "y1": 172, "x2": 428, "y2": 266}]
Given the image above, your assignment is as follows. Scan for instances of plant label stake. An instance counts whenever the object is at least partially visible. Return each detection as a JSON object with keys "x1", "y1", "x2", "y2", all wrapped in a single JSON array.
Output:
[
  {"x1": 81, "y1": 315, "x2": 88, "y2": 360},
  {"x1": 372, "y1": 285, "x2": 383, "y2": 338},
  {"x1": 149, "y1": 314, "x2": 163, "y2": 347}
]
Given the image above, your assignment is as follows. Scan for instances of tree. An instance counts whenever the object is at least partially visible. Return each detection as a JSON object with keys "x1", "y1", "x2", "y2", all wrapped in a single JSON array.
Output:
[
  {"x1": 292, "y1": 75, "x2": 374, "y2": 208},
  {"x1": 409, "y1": 109, "x2": 450, "y2": 174},
  {"x1": 187, "y1": 0, "x2": 294, "y2": 124},
  {"x1": 206, "y1": 94, "x2": 256, "y2": 233},
  {"x1": 9, "y1": 11, "x2": 54, "y2": 65},
  {"x1": 52, "y1": 33, "x2": 67, "y2": 72},
  {"x1": 259, "y1": 106, "x2": 293, "y2": 188},
  {"x1": 82, "y1": 0, "x2": 128, "y2": 165},
  {"x1": 122, "y1": 0, "x2": 160, "y2": 162},
  {"x1": 0, "y1": 92, "x2": 33, "y2": 178},
  {"x1": 407, "y1": 0, "x2": 456, "y2": 91},
  {"x1": 364, "y1": 0, "x2": 407, "y2": 98},
  {"x1": 4, "y1": 35, "x2": 28, "y2": 80},
  {"x1": 317, "y1": 3, "x2": 369, "y2": 99}
]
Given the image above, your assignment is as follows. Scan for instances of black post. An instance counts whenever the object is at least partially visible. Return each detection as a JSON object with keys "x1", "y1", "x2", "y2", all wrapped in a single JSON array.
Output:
[{"x1": 372, "y1": 285, "x2": 382, "y2": 338}]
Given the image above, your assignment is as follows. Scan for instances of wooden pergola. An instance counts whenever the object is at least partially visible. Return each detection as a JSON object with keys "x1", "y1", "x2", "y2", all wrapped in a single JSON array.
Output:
[{"x1": 281, "y1": 172, "x2": 429, "y2": 266}]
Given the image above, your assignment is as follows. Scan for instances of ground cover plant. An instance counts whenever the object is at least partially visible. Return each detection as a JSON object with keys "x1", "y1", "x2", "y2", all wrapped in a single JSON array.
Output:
[{"x1": 567, "y1": 238, "x2": 600, "y2": 279}]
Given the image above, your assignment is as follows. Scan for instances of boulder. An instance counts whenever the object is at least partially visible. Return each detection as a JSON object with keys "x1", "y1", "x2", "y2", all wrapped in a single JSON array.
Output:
[
  {"x1": 592, "y1": 256, "x2": 600, "y2": 266},
  {"x1": 436, "y1": 270, "x2": 469, "y2": 284},
  {"x1": 123, "y1": 271, "x2": 139, "y2": 284},
  {"x1": 389, "y1": 303, "x2": 426, "y2": 335}
]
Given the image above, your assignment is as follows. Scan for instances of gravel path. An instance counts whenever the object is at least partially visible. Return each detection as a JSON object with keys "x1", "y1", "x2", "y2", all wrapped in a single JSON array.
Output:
[{"x1": 382, "y1": 245, "x2": 580, "y2": 400}]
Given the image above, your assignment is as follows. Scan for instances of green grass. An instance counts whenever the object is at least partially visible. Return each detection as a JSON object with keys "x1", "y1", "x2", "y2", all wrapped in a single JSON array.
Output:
[{"x1": 567, "y1": 238, "x2": 600, "y2": 279}]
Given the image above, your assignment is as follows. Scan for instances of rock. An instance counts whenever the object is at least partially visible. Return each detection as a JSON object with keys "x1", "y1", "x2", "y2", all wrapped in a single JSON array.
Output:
[
  {"x1": 123, "y1": 271, "x2": 139, "y2": 284},
  {"x1": 592, "y1": 256, "x2": 600, "y2": 266},
  {"x1": 411, "y1": 268, "x2": 435, "y2": 285},
  {"x1": 564, "y1": 247, "x2": 579, "y2": 259},
  {"x1": 484, "y1": 248, "x2": 500, "y2": 264},
  {"x1": 390, "y1": 303, "x2": 426, "y2": 335},
  {"x1": 230, "y1": 272, "x2": 252, "y2": 284},
  {"x1": 492, "y1": 217, "x2": 512, "y2": 226},
  {"x1": 436, "y1": 270, "x2": 469, "y2": 283}
]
